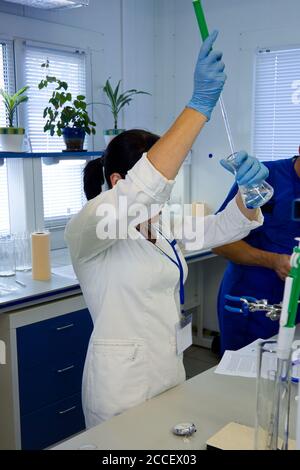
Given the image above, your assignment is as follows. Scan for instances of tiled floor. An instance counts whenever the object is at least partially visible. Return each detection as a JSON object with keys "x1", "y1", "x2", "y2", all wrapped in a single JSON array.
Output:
[{"x1": 183, "y1": 345, "x2": 220, "y2": 379}]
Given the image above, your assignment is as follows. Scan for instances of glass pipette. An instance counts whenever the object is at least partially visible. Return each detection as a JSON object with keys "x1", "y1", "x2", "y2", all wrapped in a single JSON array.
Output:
[{"x1": 193, "y1": 0, "x2": 235, "y2": 155}]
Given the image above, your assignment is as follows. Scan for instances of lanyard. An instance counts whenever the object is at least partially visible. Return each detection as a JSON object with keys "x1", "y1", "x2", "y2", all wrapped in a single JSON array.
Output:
[{"x1": 154, "y1": 229, "x2": 185, "y2": 312}]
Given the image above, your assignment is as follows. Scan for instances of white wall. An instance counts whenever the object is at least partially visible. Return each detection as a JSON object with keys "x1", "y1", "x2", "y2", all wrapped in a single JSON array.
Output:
[
  {"x1": 2, "y1": 0, "x2": 300, "y2": 210},
  {"x1": 154, "y1": 0, "x2": 300, "y2": 211}
]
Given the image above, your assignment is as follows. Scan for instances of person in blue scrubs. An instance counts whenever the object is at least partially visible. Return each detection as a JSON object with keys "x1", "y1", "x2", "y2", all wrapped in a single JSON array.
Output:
[{"x1": 213, "y1": 155, "x2": 300, "y2": 355}]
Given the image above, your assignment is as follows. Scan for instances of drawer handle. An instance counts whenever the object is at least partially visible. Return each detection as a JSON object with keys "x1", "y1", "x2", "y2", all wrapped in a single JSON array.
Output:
[
  {"x1": 56, "y1": 323, "x2": 74, "y2": 331},
  {"x1": 57, "y1": 365, "x2": 75, "y2": 374},
  {"x1": 58, "y1": 405, "x2": 77, "y2": 415}
]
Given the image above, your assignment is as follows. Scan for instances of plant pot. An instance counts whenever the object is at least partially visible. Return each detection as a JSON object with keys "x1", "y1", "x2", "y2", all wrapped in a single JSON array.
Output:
[
  {"x1": 62, "y1": 127, "x2": 86, "y2": 152},
  {"x1": 0, "y1": 128, "x2": 25, "y2": 153},
  {"x1": 103, "y1": 129, "x2": 125, "y2": 147}
]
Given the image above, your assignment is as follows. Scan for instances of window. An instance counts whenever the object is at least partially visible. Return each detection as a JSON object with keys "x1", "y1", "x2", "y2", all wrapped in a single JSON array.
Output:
[
  {"x1": 24, "y1": 45, "x2": 87, "y2": 228},
  {"x1": 253, "y1": 47, "x2": 300, "y2": 161},
  {"x1": 42, "y1": 160, "x2": 86, "y2": 227},
  {"x1": 0, "y1": 41, "x2": 15, "y2": 234},
  {"x1": 0, "y1": 161, "x2": 10, "y2": 235}
]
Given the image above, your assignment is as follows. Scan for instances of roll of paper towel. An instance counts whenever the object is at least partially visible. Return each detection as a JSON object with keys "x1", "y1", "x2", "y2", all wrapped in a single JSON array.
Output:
[{"x1": 31, "y1": 231, "x2": 51, "y2": 281}]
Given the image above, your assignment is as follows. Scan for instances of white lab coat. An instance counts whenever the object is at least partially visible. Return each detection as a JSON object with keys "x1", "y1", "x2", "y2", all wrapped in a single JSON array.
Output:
[{"x1": 65, "y1": 153, "x2": 263, "y2": 428}]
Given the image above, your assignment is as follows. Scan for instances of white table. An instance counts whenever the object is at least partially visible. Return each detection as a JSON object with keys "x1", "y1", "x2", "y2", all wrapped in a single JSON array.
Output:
[
  {"x1": 52, "y1": 326, "x2": 300, "y2": 451},
  {"x1": 52, "y1": 367, "x2": 257, "y2": 450},
  {"x1": 0, "y1": 248, "x2": 226, "y2": 449}
]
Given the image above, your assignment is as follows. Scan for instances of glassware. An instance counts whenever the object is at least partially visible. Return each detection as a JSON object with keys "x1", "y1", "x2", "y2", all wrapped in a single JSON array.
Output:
[
  {"x1": 14, "y1": 232, "x2": 32, "y2": 272},
  {"x1": 255, "y1": 340, "x2": 293, "y2": 450},
  {"x1": 23, "y1": 133, "x2": 32, "y2": 153},
  {"x1": 0, "y1": 234, "x2": 16, "y2": 277},
  {"x1": 224, "y1": 153, "x2": 274, "y2": 209}
]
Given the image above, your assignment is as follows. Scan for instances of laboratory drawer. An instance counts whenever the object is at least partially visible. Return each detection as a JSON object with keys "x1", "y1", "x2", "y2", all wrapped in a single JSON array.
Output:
[
  {"x1": 19, "y1": 354, "x2": 86, "y2": 416},
  {"x1": 21, "y1": 393, "x2": 85, "y2": 450},
  {"x1": 17, "y1": 309, "x2": 93, "y2": 369}
]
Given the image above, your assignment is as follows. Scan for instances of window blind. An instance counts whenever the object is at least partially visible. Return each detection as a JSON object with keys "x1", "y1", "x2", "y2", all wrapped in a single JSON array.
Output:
[
  {"x1": 24, "y1": 45, "x2": 87, "y2": 228},
  {"x1": 253, "y1": 47, "x2": 300, "y2": 161},
  {"x1": 0, "y1": 41, "x2": 15, "y2": 234}
]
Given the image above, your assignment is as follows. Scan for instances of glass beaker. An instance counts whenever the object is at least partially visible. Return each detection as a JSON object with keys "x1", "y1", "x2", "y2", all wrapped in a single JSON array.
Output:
[
  {"x1": 0, "y1": 234, "x2": 16, "y2": 277},
  {"x1": 14, "y1": 232, "x2": 32, "y2": 272},
  {"x1": 224, "y1": 153, "x2": 274, "y2": 209},
  {"x1": 255, "y1": 340, "x2": 292, "y2": 450}
]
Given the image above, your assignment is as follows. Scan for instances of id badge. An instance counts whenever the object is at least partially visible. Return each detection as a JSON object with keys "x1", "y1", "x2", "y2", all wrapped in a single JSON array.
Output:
[{"x1": 175, "y1": 314, "x2": 193, "y2": 356}]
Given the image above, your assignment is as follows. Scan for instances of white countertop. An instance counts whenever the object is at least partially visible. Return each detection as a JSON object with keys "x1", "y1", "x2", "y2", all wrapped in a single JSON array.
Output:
[
  {"x1": 0, "y1": 248, "x2": 214, "y2": 313},
  {"x1": 52, "y1": 367, "x2": 257, "y2": 450},
  {"x1": 0, "y1": 249, "x2": 79, "y2": 313},
  {"x1": 52, "y1": 327, "x2": 300, "y2": 450}
]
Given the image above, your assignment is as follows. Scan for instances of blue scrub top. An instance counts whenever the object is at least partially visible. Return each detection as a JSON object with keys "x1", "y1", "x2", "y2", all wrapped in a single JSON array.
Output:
[
  {"x1": 219, "y1": 156, "x2": 300, "y2": 254},
  {"x1": 217, "y1": 157, "x2": 300, "y2": 353}
]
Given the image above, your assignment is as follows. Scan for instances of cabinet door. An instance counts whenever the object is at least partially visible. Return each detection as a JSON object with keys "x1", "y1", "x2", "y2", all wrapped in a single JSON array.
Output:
[
  {"x1": 19, "y1": 354, "x2": 86, "y2": 415},
  {"x1": 17, "y1": 308, "x2": 93, "y2": 449},
  {"x1": 17, "y1": 309, "x2": 93, "y2": 369},
  {"x1": 21, "y1": 393, "x2": 85, "y2": 450}
]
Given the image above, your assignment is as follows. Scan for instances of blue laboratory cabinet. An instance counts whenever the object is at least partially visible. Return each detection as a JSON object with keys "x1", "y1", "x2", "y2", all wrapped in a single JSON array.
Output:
[{"x1": 0, "y1": 295, "x2": 93, "y2": 449}]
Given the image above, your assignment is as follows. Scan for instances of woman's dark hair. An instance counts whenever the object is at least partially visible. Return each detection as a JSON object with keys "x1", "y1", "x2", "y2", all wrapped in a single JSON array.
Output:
[
  {"x1": 104, "y1": 129, "x2": 160, "y2": 188},
  {"x1": 83, "y1": 158, "x2": 105, "y2": 201},
  {"x1": 83, "y1": 129, "x2": 160, "y2": 200}
]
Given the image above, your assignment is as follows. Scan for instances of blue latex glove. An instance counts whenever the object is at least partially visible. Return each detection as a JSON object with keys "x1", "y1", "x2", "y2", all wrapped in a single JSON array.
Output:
[
  {"x1": 187, "y1": 30, "x2": 226, "y2": 121},
  {"x1": 220, "y1": 151, "x2": 269, "y2": 187}
]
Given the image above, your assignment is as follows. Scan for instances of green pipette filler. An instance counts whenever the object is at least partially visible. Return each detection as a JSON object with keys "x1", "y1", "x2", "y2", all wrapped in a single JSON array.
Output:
[
  {"x1": 192, "y1": 0, "x2": 235, "y2": 155},
  {"x1": 278, "y1": 241, "x2": 300, "y2": 357},
  {"x1": 268, "y1": 243, "x2": 300, "y2": 449},
  {"x1": 267, "y1": 242, "x2": 300, "y2": 450}
]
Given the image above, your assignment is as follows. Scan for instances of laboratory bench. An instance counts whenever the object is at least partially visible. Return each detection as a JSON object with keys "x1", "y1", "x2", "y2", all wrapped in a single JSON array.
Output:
[
  {"x1": 52, "y1": 326, "x2": 300, "y2": 451},
  {"x1": 0, "y1": 247, "x2": 227, "y2": 450},
  {"x1": 0, "y1": 248, "x2": 214, "y2": 314},
  {"x1": 51, "y1": 366, "x2": 257, "y2": 450}
]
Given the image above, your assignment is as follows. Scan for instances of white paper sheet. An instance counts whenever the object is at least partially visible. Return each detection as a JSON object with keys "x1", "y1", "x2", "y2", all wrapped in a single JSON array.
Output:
[
  {"x1": 215, "y1": 339, "x2": 277, "y2": 379},
  {"x1": 215, "y1": 351, "x2": 257, "y2": 378},
  {"x1": 52, "y1": 265, "x2": 77, "y2": 281}
]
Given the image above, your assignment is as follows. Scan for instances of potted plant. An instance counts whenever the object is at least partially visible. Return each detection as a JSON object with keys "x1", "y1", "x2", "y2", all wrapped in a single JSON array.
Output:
[
  {"x1": 39, "y1": 61, "x2": 96, "y2": 153},
  {"x1": 0, "y1": 86, "x2": 29, "y2": 152},
  {"x1": 100, "y1": 78, "x2": 150, "y2": 146}
]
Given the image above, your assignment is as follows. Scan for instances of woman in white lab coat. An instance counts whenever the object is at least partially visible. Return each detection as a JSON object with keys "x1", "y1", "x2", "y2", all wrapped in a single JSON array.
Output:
[{"x1": 65, "y1": 31, "x2": 267, "y2": 428}]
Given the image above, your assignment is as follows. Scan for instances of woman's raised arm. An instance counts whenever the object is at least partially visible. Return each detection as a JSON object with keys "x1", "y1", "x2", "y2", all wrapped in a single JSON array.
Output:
[{"x1": 148, "y1": 30, "x2": 226, "y2": 179}]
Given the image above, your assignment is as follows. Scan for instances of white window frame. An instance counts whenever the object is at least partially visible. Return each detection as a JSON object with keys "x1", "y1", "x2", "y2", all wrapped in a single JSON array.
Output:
[
  {"x1": 0, "y1": 37, "x2": 25, "y2": 237},
  {"x1": 0, "y1": 39, "x2": 14, "y2": 236},
  {"x1": 13, "y1": 38, "x2": 93, "y2": 249},
  {"x1": 0, "y1": 12, "x2": 104, "y2": 250},
  {"x1": 0, "y1": 159, "x2": 10, "y2": 235},
  {"x1": 235, "y1": 28, "x2": 300, "y2": 159},
  {"x1": 252, "y1": 45, "x2": 300, "y2": 162}
]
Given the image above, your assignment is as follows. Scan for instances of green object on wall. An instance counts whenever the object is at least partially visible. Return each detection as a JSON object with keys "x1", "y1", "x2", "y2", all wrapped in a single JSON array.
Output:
[{"x1": 193, "y1": 0, "x2": 209, "y2": 41}]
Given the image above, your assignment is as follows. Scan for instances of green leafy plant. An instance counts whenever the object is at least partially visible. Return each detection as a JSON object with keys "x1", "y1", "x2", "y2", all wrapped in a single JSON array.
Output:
[
  {"x1": 100, "y1": 78, "x2": 151, "y2": 130},
  {"x1": 38, "y1": 61, "x2": 96, "y2": 137},
  {"x1": 0, "y1": 86, "x2": 29, "y2": 127}
]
